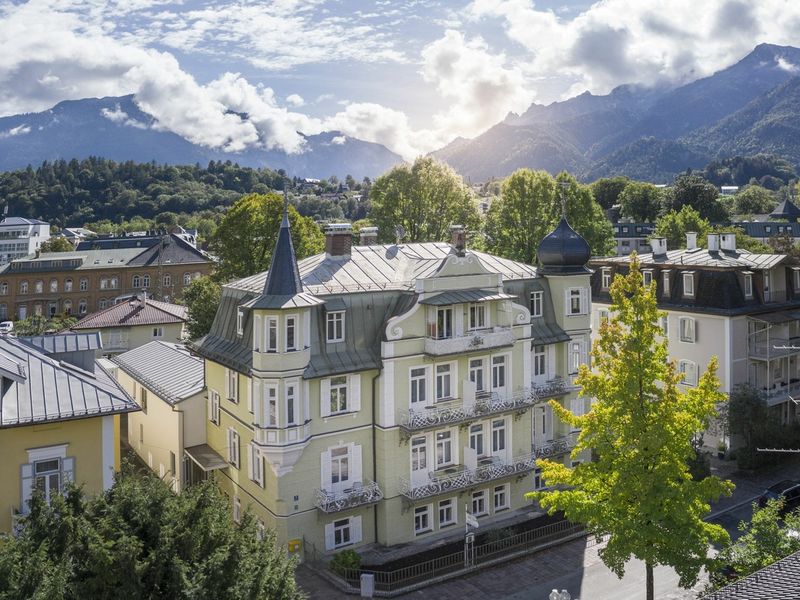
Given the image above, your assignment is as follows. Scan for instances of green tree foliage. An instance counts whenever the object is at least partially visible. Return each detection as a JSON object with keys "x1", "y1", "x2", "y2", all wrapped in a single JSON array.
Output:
[
  {"x1": 182, "y1": 276, "x2": 222, "y2": 340},
  {"x1": 590, "y1": 176, "x2": 630, "y2": 209},
  {"x1": 732, "y1": 185, "x2": 777, "y2": 216},
  {"x1": 485, "y1": 170, "x2": 614, "y2": 264},
  {"x1": 617, "y1": 181, "x2": 664, "y2": 222},
  {"x1": 654, "y1": 206, "x2": 710, "y2": 249},
  {"x1": 528, "y1": 258, "x2": 733, "y2": 600},
  {"x1": 368, "y1": 157, "x2": 481, "y2": 243},
  {"x1": 39, "y1": 237, "x2": 75, "y2": 253},
  {"x1": 664, "y1": 174, "x2": 729, "y2": 221},
  {"x1": 701, "y1": 154, "x2": 797, "y2": 187},
  {"x1": 0, "y1": 469, "x2": 302, "y2": 600},
  {"x1": 210, "y1": 193, "x2": 324, "y2": 281},
  {"x1": 14, "y1": 314, "x2": 77, "y2": 335}
]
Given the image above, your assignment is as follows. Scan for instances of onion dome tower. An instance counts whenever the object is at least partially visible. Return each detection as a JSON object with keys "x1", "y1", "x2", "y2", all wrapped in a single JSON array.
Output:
[{"x1": 537, "y1": 217, "x2": 591, "y2": 275}]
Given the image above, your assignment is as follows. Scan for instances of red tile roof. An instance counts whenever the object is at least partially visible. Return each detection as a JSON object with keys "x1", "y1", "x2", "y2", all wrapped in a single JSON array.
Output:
[{"x1": 71, "y1": 298, "x2": 187, "y2": 330}]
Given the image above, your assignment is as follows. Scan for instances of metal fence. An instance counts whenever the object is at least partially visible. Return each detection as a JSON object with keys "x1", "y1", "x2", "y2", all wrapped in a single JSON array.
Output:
[{"x1": 335, "y1": 519, "x2": 585, "y2": 595}]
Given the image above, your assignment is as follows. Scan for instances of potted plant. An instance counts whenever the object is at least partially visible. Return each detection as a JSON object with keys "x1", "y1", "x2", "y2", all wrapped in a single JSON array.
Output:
[{"x1": 717, "y1": 440, "x2": 727, "y2": 460}]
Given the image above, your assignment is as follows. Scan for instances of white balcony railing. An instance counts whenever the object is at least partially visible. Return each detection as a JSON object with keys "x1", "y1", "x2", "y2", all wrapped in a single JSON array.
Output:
[
  {"x1": 533, "y1": 433, "x2": 579, "y2": 459},
  {"x1": 424, "y1": 327, "x2": 514, "y2": 356},
  {"x1": 749, "y1": 336, "x2": 800, "y2": 360},
  {"x1": 254, "y1": 422, "x2": 312, "y2": 446},
  {"x1": 314, "y1": 479, "x2": 384, "y2": 513},
  {"x1": 761, "y1": 381, "x2": 800, "y2": 407}
]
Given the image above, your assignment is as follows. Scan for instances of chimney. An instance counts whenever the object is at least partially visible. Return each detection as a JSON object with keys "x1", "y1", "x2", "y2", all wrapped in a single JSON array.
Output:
[
  {"x1": 137, "y1": 290, "x2": 148, "y2": 305},
  {"x1": 720, "y1": 232, "x2": 736, "y2": 252},
  {"x1": 686, "y1": 231, "x2": 697, "y2": 250},
  {"x1": 325, "y1": 223, "x2": 353, "y2": 257},
  {"x1": 707, "y1": 233, "x2": 720, "y2": 252},
  {"x1": 650, "y1": 237, "x2": 667, "y2": 257},
  {"x1": 359, "y1": 226, "x2": 378, "y2": 246},
  {"x1": 450, "y1": 225, "x2": 466, "y2": 257}
]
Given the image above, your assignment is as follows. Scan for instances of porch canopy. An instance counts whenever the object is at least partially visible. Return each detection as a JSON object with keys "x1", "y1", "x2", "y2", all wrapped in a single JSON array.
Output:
[
  {"x1": 748, "y1": 309, "x2": 800, "y2": 324},
  {"x1": 184, "y1": 444, "x2": 228, "y2": 472},
  {"x1": 420, "y1": 289, "x2": 516, "y2": 306}
]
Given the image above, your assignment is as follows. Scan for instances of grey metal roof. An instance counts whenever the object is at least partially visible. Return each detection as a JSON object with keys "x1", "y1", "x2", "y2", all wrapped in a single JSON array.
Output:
[
  {"x1": 242, "y1": 292, "x2": 324, "y2": 310},
  {"x1": 771, "y1": 198, "x2": 800, "y2": 221},
  {"x1": 734, "y1": 221, "x2": 800, "y2": 238},
  {"x1": 597, "y1": 248, "x2": 787, "y2": 270},
  {"x1": 20, "y1": 332, "x2": 102, "y2": 354},
  {"x1": 112, "y1": 342, "x2": 204, "y2": 405},
  {"x1": 702, "y1": 549, "x2": 800, "y2": 599},
  {"x1": 0, "y1": 335, "x2": 137, "y2": 428},
  {"x1": 420, "y1": 289, "x2": 516, "y2": 306},
  {"x1": 185, "y1": 444, "x2": 228, "y2": 471},
  {"x1": 530, "y1": 322, "x2": 571, "y2": 345},
  {"x1": 261, "y1": 207, "x2": 304, "y2": 298}
]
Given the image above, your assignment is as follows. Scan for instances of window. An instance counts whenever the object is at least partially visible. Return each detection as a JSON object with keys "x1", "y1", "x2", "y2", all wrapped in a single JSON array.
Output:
[
  {"x1": 139, "y1": 387, "x2": 148, "y2": 412},
  {"x1": 110, "y1": 277, "x2": 118, "y2": 289},
  {"x1": 142, "y1": 275, "x2": 151, "y2": 288},
  {"x1": 326, "y1": 311, "x2": 345, "y2": 342},
  {"x1": 410, "y1": 367, "x2": 427, "y2": 405},
  {"x1": 99, "y1": 298, "x2": 108, "y2": 310},
  {"x1": 227, "y1": 428, "x2": 240, "y2": 469},
  {"x1": 79, "y1": 278, "x2": 88, "y2": 291},
  {"x1": 679, "y1": 317, "x2": 696, "y2": 343},
  {"x1": 64, "y1": 278, "x2": 72, "y2": 292},
  {"x1": 152, "y1": 327, "x2": 164, "y2": 338},
  {"x1": 331, "y1": 447, "x2": 349, "y2": 486},
  {"x1": 469, "y1": 424, "x2": 485, "y2": 456},
  {"x1": 100, "y1": 277, "x2": 108, "y2": 290},
  {"x1": 439, "y1": 499, "x2": 455, "y2": 527},
  {"x1": 248, "y1": 443, "x2": 264, "y2": 487},
  {"x1": 19, "y1": 280, "x2": 27, "y2": 294},
  {"x1": 683, "y1": 272, "x2": 695, "y2": 297},
  {"x1": 493, "y1": 484, "x2": 509, "y2": 511},
  {"x1": 469, "y1": 303, "x2": 486, "y2": 330},
  {"x1": 662, "y1": 271, "x2": 670, "y2": 296},
  {"x1": 265, "y1": 384, "x2": 278, "y2": 426},
  {"x1": 570, "y1": 340, "x2": 585, "y2": 374},
  {"x1": 226, "y1": 369, "x2": 238, "y2": 403},
  {"x1": 170, "y1": 451, "x2": 176, "y2": 480},
  {"x1": 163, "y1": 274, "x2": 171, "y2": 287},
  {"x1": 34, "y1": 280, "x2": 43, "y2": 293},
  {"x1": 334, "y1": 518, "x2": 353, "y2": 546},
  {"x1": 469, "y1": 358, "x2": 485, "y2": 392},
  {"x1": 0, "y1": 304, "x2": 6, "y2": 320},
  {"x1": 49, "y1": 279, "x2": 57, "y2": 293},
  {"x1": 209, "y1": 390, "x2": 220, "y2": 425},
  {"x1": 33, "y1": 458, "x2": 62, "y2": 504},
  {"x1": 598, "y1": 309, "x2": 610, "y2": 326},
  {"x1": 286, "y1": 383, "x2": 297, "y2": 426},
  {"x1": 183, "y1": 273, "x2": 191, "y2": 285},
  {"x1": 285, "y1": 315, "x2": 297, "y2": 351},
  {"x1": 139, "y1": 423, "x2": 144, "y2": 445},
  {"x1": 471, "y1": 490, "x2": 487, "y2": 516},
  {"x1": 491, "y1": 419, "x2": 506, "y2": 454},
  {"x1": 78, "y1": 299, "x2": 87, "y2": 315},
  {"x1": 0, "y1": 282, "x2": 7, "y2": 295},
  {"x1": 329, "y1": 375, "x2": 348, "y2": 414},
  {"x1": 132, "y1": 275, "x2": 141, "y2": 288},
  {"x1": 236, "y1": 308, "x2": 244, "y2": 336},
  {"x1": 744, "y1": 273, "x2": 753, "y2": 298},
  {"x1": 233, "y1": 495, "x2": 241, "y2": 524},
  {"x1": 436, "y1": 431, "x2": 453, "y2": 466},
  {"x1": 567, "y1": 288, "x2": 587, "y2": 316},
  {"x1": 679, "y1": 360, "x2": 698, "y2": 386},
  {"x1": 601, "y1": 269, "x2": 612, "y2": 289},
  {"x1": 266, "y1": 317, "x2": 278, "y2": 352},
  {"x1": 642, "y1": 270, "x2": 653, "y2": 286},
  {"x1": 533, "y1": 345, "x2": 546, "y2": 378},
  {"x1": 532, "y1": 467, "x2": 544, "y2": 490},
  {"x1": 492, "y1": 355, "x2": 506, "y2": 390},
  {"x1": 435, "y1": 364, "x2": 452, "y2": 400},
  {"x1": 530, "y1": 291, "x2": 543, "y2": 317},
  {"x1": 414, "y1": 505, "x2": 432, "y2": 534},
  {"x1": 660, "y1": 315, "x2": 669, "y2": 336},
  {"x1": 435, "y1": 307, "x2": 453, "y2": 339},
  {"x1": 794, "y1": 269, "x2": 800, "y2": 291},
  {"x1": 411, "y1": 436, "x2": 427, "y2": 472}
]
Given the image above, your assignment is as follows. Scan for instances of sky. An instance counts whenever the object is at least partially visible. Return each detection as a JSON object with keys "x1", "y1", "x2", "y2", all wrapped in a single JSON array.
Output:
[{"x1": 1, "y1": 0, "x2": 799, "y2": 159}]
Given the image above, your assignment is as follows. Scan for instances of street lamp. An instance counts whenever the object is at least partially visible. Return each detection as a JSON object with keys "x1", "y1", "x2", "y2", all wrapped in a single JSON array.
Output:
[{"x1": 549, "y1": 590, "x2": 572, "y2": 600}]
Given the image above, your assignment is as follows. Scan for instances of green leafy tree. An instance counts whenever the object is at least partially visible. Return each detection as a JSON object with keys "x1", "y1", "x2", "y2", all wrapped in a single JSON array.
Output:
[
  {"x1": 0, "y1": 468, "x2": 302, "y2": 600},
  {"x1": 664, "y1": 174, "x2": 729, "y2": 221},
  {"x1": 39, "y1": 237, "x2": 75, "y2": 253},
  {"x1": 654, "y1": 205, "x2": 710, "y2": 249},
  {"x1": 618, "y1": 182, "x2": 664, "y2": 222},
  {"x1": 15, "y1": 314, "x2": 77, "y2": 335},
  {"x1": 210, "y1": 193, "x2": 324, "y2": 281},
  {"x1": 368, "y1": 157, "x2": 481, "y2": 243},
  {"x1": 590, "y1": 176, "x2": 630, "y2": 209},
  {"x1": 733, "y1": 185, "x2": 776, "y2": 216},
  {"x1": 182, "y1": 276, "x2": 222, "y2": 340},
  {"x1": 485, "y1": 169, "x2": 614, "y2": 264},
  {"x1": 528, "y1": 257, "x2": 734, "y2": 600}
]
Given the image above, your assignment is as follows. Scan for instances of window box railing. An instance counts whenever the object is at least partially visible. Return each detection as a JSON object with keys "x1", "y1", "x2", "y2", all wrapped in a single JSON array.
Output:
[
  {"x1": 398, "y1": 451, "x2": 538, "y2": 501},
  {"x1": 424, "y1": 327, "x2": 514, "y2": 356},
  {"x1": 314, "y1": 479, "x2": 383, "y2": 513},
  {"x1": 533, "y1": 433, "x2": 578, "y2": 459}
]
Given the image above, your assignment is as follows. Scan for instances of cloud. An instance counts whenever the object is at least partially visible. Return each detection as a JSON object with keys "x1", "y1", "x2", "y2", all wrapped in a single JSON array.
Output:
[
  {"x1": 101, "y1": 104, "x2": 148, "y2": 129},
  {"x1": 286, "y1": 93, "x2": 305, "y2": 107},
  {"x1": 776, "y1": 57, "x2": 800, "y2": 74},
  {"x1": 331, "y1": 135, "x2": 346, "y2": 144},
  {"x1": 0, "y1": 124, "x2": 31, "y2": 139}
]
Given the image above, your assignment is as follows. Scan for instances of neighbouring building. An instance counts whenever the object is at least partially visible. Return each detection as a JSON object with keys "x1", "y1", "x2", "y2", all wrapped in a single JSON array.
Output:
[
  {"x1": 62, "y1": 227, "x2": 95, "y2": 246},
  {"x1": 192, "y1": 209, "x2": 593, "y2": 557},
  {"x1": 71, "y1": 293, "x2": 188, "y2": 355},
  {"x1": 613, "y1": 221, "x2": 654, "y2": 256},
  {"x1": 0, "y1": 332, "x2": 138, "y2": 532},
  {"x1": 732, "y1": 221, "x2": 800, "y2": 245},
  {"x1": 702, "y1": 548, "x2": 800, "y2": 599},
  {"x1": 720, "y1": 186, "x2": 739, "y2": 197},
  {"x1": 590, "y1": 232, "x2": 800, "y2": 442},
  {"x1": 0, "y1": 217, "x2": 50, "y2": 264},
  {"x1": 0, "y1": 231, "x2": 212, "y2": 321},
  {"x1": 112, "y1": 341, "x2": 209, "y2": 492}
]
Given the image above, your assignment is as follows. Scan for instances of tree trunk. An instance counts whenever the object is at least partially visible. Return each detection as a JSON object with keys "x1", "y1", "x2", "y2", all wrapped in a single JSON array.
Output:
[{"x1": 646, "y1": 562, "x2": 654, "y2": 600}]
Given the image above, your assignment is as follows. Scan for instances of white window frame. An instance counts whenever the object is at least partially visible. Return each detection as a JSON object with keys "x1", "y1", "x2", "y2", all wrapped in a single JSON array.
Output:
[
  {"x1": 794, "y1": 269, "x2": 800, "y2": 291},
  {"x1": 471, "y1": 489, "x2": 487, "y2": 516},
  {"x1": 326, "y1": 311, "x2": 345, "y2": 343},
  {"x1": 410, "y1": 366, "x2": 429, "y2": 405},
  {"x1": 264, "y1": 383, "x2": 278, "y2": 427},
  {"x1": 493, "y1": 484, "x2": 510, "y2": 511},
  {"x1": 491, "y1": 418, "x2": 506, "y2": 455},
  {"x1": 744, "y1": 272, "x2": 754, "y2": 299},
  {"x1": 598, "y1": 309, "x2": 610, "y2": 327},
  {"x1": 265, "y1": 316, "x2": 278, "y2": 353},
  {"x1": 435, "y1": 430, "x2": 454, "y2": 467},
  {"x1": 601, "y1": 268, "x2": 612, "y2": 289},
  {"x1": 285, "y1": 314, "x2": 298, "y2": 352},
  {"x1": 682, "y1": 272, "x2": 695, "y2": 297},
  {"x1": 642, "y1": 270, "x2": 653, "y2": 287},
  {"x1": 469, "y1": 357, "x2": 486, "y2": 392},
  {"x1": 226, "y1": 368, "x2": 238, "y2": 403},
  {"x1": 152, "y1": 327, "x2": 164, "y2": 338},
  {"x1": 679, "y1": 360, "x2": 698, "y2": 386},
  {"x1": 333, "y1": 517, "x2": 353, "y2": 547},
  {"x1": 469, "y1": 423, "x2": 485, "y2": 457},
  {"x1": 233, "y1": 495, "x2": 241, "y2": 524},
  {"x1": 227, "y1": 427, "x2": 240, "y2": 469},
  {"x1": 491, "y1": 355, "x2": 507, "y2": 390},
  {"x1": 236, "y1": 308, "x2": 244, "y2": 336},
  {"x1": 434, "y1": 306, "x2": 453, "y2": 339},
  {"x1": 566, "y1": 287, "x2": 588, "y2": 316},
  {"x1": 533, "y1": 345, "x2": 546, "y2": 378},
  {"x1": 209, "y1": 390, "x2": 220, "y2": 425},
  {"x1": 530, "y1": 291, "x2": 543, "y2": 318},
  {"x1": 285, "y1": 381, "x2": 298, "y2": 426},
  {"x1": 662, "y1": 271, "x2": 670, "y2": 297},
  {"x1": 468, "y1": 303, "x2": 487, "y2": 331},
  {"x1": 569, "y1": 339, "x2": 586, "y2": 375},
  {"x1": 329, "y1": 375, "x2": 348, "y2": 414},
  {"x1": 438, "y1": 498, "x2": 456, "y2": 527},
  {"x1": 435, "y1": 363, "x2": 453, "y2": 401},
  {"x1": 414, "y1": 504, "x2": 432, "y2": 535},
  {"x1": 660, "y1": 315, "x2": 669, "y2": 336},
  {"x1": 679, "y1": 317, "x2": 696, "y2": 343},
  {"x1": 532, "y1": 467, "x2": 544, "y2": 490},
  {"x1": 248, "y1": 443, "x2": 264, "y2": 487}
]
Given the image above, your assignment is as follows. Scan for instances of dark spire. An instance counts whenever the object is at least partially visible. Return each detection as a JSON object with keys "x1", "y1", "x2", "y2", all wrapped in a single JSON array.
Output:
[
  {"x1": 262, "y1": 190, "x2": 303, "y2": 296},
  {"x1": 771, "y1": 198, "x2": 800, "y2": 223},
  {"x1": 537, "y1": 217, "x2": 591, "y2": 275}
]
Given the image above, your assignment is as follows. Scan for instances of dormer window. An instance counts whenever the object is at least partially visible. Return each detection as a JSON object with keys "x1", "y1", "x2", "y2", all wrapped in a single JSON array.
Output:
[
  {"x1": 468, "y1": 303, "x2": 486, "y2": 330},
  {"x1": 682, "y1": 272, "x2": 695, "y2": 297},
  {"x1": 601, "y1": 268, "x2": 612, "y2": 290},
  {"x1": 236, "y1": 308, "x2": 244, "y2": 336},
  {"x1": 642, "y1": 270, "x2": 653, "y2": 287},
  {"x1": 530, "y1": 291, "x2": 543, "y2": 318},
  {"x1": 662, "y1": 271, "x2": 670, "y2": 297},
  {"x1": 743, "y1": 272, "x2": 753, "y2": 299},
  {"x1": 326, "y1": 311, "x2": 345, "y2": 343}
]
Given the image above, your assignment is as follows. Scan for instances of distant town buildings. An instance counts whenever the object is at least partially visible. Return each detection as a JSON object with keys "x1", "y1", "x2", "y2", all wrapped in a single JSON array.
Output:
[{"x1": 0, "y1": 217, "x2": 50, "y2": 264}]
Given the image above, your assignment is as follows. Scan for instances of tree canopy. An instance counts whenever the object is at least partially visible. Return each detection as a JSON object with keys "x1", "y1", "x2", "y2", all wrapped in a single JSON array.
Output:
[
  {"x1": 664, "y1": 174, "x2": 729, "y2": 221},
  {"x1": 182, "y1": 276, "x2": 222, "y2": 340},
  {"x1": 209, "y1": 193, "x2": 324, "y2": 281},
  {"x1": 39, "y1": 237, "x2": 76, "y2": 253},
  {"x1": 617, "y1": 181, "x2": 664, "y2": 222},
  {"x1": 590, "y1": 176, "x2": 629, "y2": 209},
  {"x1": 732, "y1": 185, "x2": 777, "y2": 216},
  {"x1": 654, "y1": 205, "x2": 710, "y2": 249},
  {"x1": 529, "y1": 257, "x2": 733, "y2": 600},
  {"x1": 368, "y1": 157, "x2": 481, "y2": 244}
]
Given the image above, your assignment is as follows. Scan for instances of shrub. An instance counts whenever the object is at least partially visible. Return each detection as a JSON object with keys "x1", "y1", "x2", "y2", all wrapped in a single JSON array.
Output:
[{"x1": 330, "y1": 548, "x2": 361, "y2": 575}]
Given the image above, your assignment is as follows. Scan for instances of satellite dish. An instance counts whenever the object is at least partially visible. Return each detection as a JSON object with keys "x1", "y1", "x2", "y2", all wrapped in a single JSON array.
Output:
[{"x1": 394, "y1": 224, "x2": 406, "y2": 245}]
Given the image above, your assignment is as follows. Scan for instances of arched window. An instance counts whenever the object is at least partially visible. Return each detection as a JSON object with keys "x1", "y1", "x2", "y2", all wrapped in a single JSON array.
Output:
[
  {"x1": 100, "y1": 278, "x2": 108, "y2": 290},
  {"x1": 163, "y1": 274, "x2": 171, "y2": 287},
  {"x1": 183, "y1": 273, "x2": 191, "y2": 285},
  {"x1": 0, "y1": 282, "x2": 8, "y2": 295},
  {"x1": 34, "y1": 280, "x2": 43, "y2": 294},
  {"x1": 110, "y1": 277, "x2": 119, "y2": 289},
  {"x1": 79, "y1": 278, "x2": 88, "y2": 291},
  {"x1": 99, "y1": 298, "x2": 108, "y2": 309},
  {"x1": 0, "y1": 303, "x2": 7, "y2": 319},
  {"x1": 49, "y1": 279, "x2": 58, "y2": 293},
  {"x1": 64, "y1": 278, "x2": 73, "y2": 292},
  {"x1": 20, "y1": 281, "x2": 28, "y2": 294},
  {"x1": 142, "y1": 275, "x2": 151, "y2": 288},
  {"x1": 133, "y1": 275, "x2": 141, "y2": 288},
  {"x1": 63, "y1": 300, "x2": 72, "y2": 315},
  {"x1": 78, "y1": 299, "x2": 87, "y2": 315}
]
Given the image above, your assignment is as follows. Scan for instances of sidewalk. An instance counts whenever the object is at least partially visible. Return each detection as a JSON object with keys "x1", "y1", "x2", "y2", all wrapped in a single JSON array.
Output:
[{"x1": 707, "y1": 453, "x2": 800, "y2": 516}]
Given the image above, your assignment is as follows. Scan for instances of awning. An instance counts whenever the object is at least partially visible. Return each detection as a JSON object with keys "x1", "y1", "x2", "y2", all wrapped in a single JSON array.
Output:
[
  {"x1": 420, "y1": 289, "x2": 517, "y2": 306},
  {"x1": 530, "y1": 322, "x2": 571, "y2": 346},
  {"x1": 184, "y1": 444, "x2": 228, "y2": 472},
  {"x1": 323, "y1": 297, "x2": 347, "y2": 311}
]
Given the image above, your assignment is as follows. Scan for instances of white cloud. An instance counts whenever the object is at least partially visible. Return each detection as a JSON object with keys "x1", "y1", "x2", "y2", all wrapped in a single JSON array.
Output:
[
  {"x1": 286, "y1": 93, "x2": 305, "y2": 107},
  {"x1": 0, "y1": 124, "x2": 31, "y2": 139},
  {"x1": 331, "y1": 135, "x2": 346, "y2": 144},
  {"x1": 777, "y1": 57, "x2": 800, "y2": 74},
  {"x1": 100, "y1": 104, "x2": 148, "y2": 129}
]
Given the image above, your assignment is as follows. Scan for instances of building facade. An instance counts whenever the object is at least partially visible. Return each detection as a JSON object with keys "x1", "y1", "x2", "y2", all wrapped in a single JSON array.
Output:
[
  {"x1": 613, "y1": 221, "x2": 654, "y2": 256},
  {"x1": 590, "y1": 232, "x2": 800, "y2": 437},
  {"x1": 193, "y1": 212, "x2": 593, "y2": 557},
  {"x1": 0, "y1": 217, "x2": 50, "y2": 264}
]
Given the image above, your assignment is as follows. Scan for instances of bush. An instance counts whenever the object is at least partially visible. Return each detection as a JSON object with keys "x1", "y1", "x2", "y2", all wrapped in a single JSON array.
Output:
[{"x1": 330, "y1": 548, "x2": 361, "y2": 575}]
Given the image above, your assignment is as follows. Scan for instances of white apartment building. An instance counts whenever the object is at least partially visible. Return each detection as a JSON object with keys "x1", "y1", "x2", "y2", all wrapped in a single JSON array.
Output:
[{"x1": 0, "y1": 217, "x2": 50, "y2": 264}]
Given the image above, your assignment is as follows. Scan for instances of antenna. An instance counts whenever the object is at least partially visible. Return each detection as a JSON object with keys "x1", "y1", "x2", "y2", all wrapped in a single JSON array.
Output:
[{"x1": 394, "y1": 224, "x2": 406, "y2": 245}]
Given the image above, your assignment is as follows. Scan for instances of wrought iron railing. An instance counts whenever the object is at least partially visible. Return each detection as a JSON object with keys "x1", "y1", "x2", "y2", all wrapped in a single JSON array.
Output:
[
  {"x1": 424, "y1": 328, "x2": 515, "y2": 356},
  {"x1": 533, "y1": 433, "x2": 578, "y2": 459},
  {"x1": 314, "y1": 479, "x2": 384, "y2": 513}
]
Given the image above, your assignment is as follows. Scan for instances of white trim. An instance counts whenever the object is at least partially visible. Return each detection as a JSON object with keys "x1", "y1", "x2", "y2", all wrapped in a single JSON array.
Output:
[
  {"x1": 26, "y1": 444, "x2": 68, "y2": 463},
  {"x1": 101, "y1": 415, "x2": 115, "y2": 490}
]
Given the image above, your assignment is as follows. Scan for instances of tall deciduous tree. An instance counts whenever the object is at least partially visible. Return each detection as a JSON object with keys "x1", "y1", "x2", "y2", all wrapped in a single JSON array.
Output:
[
  {"x1": 664, "y1": 174, "x2": 729, "y2": 221},
  {"x1": 210, "y1": 193, "x2": 324, "y2": 281},
  {"x1": 618, "y1": 182, "x2": 664, "y2": 222},
  {"x1": 368, "y1": 157, "x2": 480, "y2": 243},
  {"x1": 733, "y1": 185, "x2": 776, "y2": 216},
  {"x1": 528, "y1": 258, "x2": 733, "y2": 600},
  {"x1": 182, "y1": 275, "x2": 221, "y2": 340},
  {"x1": 590, "y1": 176, "x2": 630, "y2": 209},
  {"x1": 654, "y1": 205, "x2": 710, "y2": 249},
  {"x1": 39, "y1": 237, "x2": 75, "y2": 253},
  {"x1": 485, "y1": 169, "x2": 614, "y2": 264}
]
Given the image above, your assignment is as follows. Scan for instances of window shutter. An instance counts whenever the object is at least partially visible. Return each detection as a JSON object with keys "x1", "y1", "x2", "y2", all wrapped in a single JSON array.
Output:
[
  {"x1": 247, "y1": 443, "x2": 254, "y2": 480},
  {"x1": 254, "y1": 315, "x2": 261, "y2": 351},
  {"x1": 257, "y1": 453, "x2": 264, "y2": 488},
  {"x1": 320, "y1": 379, "x2": 331, "y2": 417},
  {"x1": 564, "y1": 289, "x2": 570, "y2": 315},
  {"x1": 691, "y1": 362, "x2": 698, "y2": 386},
  {"x1": 320, "y1": 450, "x2": 332, "y2": 490},
  {"x1": 324, "y1": 522, "x2": 335, "y2": 550},
  {"x1": 351, "y1": 444, "x2": 363, "y2": 484},
  {"x1": 350, "y1": 374, "x2": 361, "y2": 412},
  {"x1": 224, "y1": 368, "x2": 230, "y2": 398},
  {"x1": 547, "y1": 346, "x2": 555, "y2": 380},
  {"x1": 693, "y1": 320, "x2": 698, "y2": 343},
  {"x1": 247, "y1": 379, "x2": 253, "y2": 413},
  {"x1": 252, "y1": 381, "x2": 261, "y2": 424},
  {"x1": 20, "y1": 463, "x2": 33, "y2": 510},
  {"x1": 227, "y1": 429, "x2": 234, "y2": 463},
  {"x1": 580, "y1": 288, "x2": 588, "y2": 314},
  {"x1": 351, "y1": 516, "x2": 363, "y2": 544},
  {"x1": 545, "y1": 406, "x2": 553, "y2": 439},
  {"x1": 62, "y1": 457, "x2": 75, "y2": 483},
  {"x1": 207, "y1": 393, "x2": 212, "y2": 422}
]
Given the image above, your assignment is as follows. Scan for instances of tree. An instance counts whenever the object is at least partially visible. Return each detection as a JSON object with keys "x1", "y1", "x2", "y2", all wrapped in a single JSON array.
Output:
[
  {"x1": 664, "y1": 174, "x2": 729, "y2": 221},
  {"x1": 528, "y1": 257, "x2": 734, "y2": 600},
  {"x1": 210, "y1": 193, "x2": 324, "y2": 281},
  {"x1": 368, "y1": 157, "x2": 481, "y2": 243},
  {"x1": 654, "y1": 205, "x2": 710, "y2": 249},
  {"x1": 39, "y1": 237, "x2": 75, "y2": 253},
  {"x1": 182, "y1": 276, "x2": 221, "y2": 339},
  {"x1": 485, "y1": 170, "x2": 614, "y2": 264},
  {"x1": 732, "y1": 186, "x2": 776, "y2": 216},
  {"x1": 590, "y1": 176, "x2": 629, "y2": 209},
  {"x1": 618, "y1": 182, "x2": 664, "y2": 222},
  {"x1": 0, "y1": 467, "x2": 303, "y2": 600},
  {"x1": 14, "y1": 314, "x2": 77, "y2": 335}
]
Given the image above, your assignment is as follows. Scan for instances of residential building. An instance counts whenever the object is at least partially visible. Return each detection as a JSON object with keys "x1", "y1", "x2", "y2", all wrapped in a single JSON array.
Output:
[
  {"x1": 0, "y1": 231, "x2": 211, "y2": 321},
  {"x1": 771, "y1": 198, "x2": 800, "y2": 223},
  {"x1": 62, "y1": 227, "x2": 95, "y2": 246},
  {"x1": 112, "y1": 341, "x2": 209, "y2": 492},
  {"x1": 0, "y1": 217, "x2": 50, "y2": 264},
  {"x1": 733, "y1": 221, "x2": 800, "y2": 245},
  {"x1": 590, "y1": 232, "x2": 800, "y2": 440},
  {"x1": 192, "y1": 210, "x2": 592, "y2": 556},
  {"x1": 71, "y1": 294, "x2": 187, "y2": 355},
  {"x1": 0, "y1": 332, "x2": 138, "y2": 532},
  {"x1": 702, "y1": 548, "x2": 800, "y2": 599},
  {"x1": 613, "y1": 221, "x2": 654, "y2": 256},
  {"x1": 720, "y1": 186, "x2": 739, "y2": 197}
]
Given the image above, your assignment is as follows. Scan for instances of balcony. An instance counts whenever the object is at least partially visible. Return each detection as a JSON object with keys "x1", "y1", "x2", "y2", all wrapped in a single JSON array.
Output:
[
  {"x1": 760, "y1": 381, "x2": 800, "y2": 407},
  {"x1": 398, "y1": 451, "x2": 538, "y2": 501},
  {"x1": 748, "y1": 336, "x2": 800, "y2": 360},
  {"x1": 253, "y1": 421, "x2": 312, "y2": 446},
  {"x1": 424, "y1": 327, "x2": 514, "y2": 357},
  {"x1": 314, "y1": 479, "x2": 384, "y2": 513},
  {"x1": 533, "y1": 433, "x2": 578, "y2": 459}
]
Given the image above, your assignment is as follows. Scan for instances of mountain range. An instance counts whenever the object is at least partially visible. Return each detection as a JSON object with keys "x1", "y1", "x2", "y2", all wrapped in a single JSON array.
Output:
[{"x1": 433, "y1": 43, "x2": 800, "y2": 183}]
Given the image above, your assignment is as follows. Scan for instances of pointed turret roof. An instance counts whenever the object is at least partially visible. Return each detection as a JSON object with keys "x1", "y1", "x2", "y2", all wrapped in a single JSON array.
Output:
[
  {"x1": 537, "y1": 217, "x2": 591, "y2": 275},
  {"x1": 770, "y1": 198, "x2": 800, "y2": 223}
]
